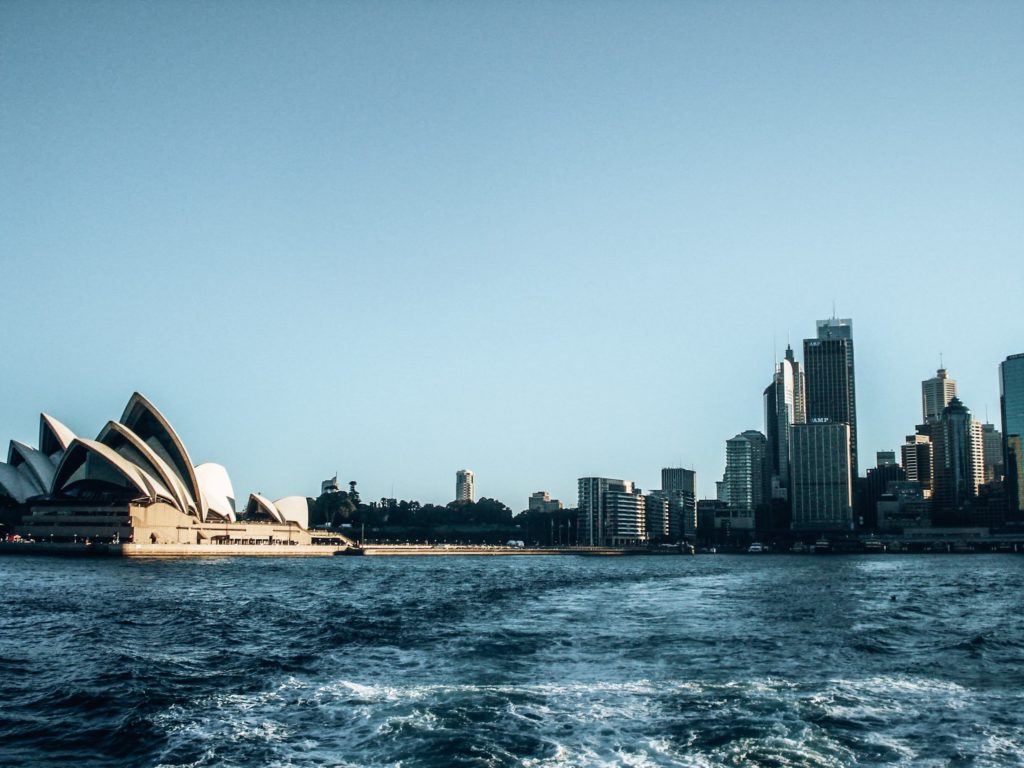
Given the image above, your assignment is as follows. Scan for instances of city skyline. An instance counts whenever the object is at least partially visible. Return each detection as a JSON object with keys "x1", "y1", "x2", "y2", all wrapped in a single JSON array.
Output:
[{"x1": 1, "y1": 2, "x2": 1021, "y2": 507}]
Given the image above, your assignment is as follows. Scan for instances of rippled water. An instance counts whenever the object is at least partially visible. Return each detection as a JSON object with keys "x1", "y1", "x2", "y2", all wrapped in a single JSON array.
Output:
[{"x1": 1, "y1": 554, "x2": 1023, "y2": 767}]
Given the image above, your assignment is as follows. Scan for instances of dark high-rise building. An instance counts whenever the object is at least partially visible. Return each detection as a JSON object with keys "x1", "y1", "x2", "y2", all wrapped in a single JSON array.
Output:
[
  {"x1": 1001, "y1": 354, "x2": 1024, "y2": 515},
  {"x1": 791, "y1": 421, "x2": 853, "y2": 531},
  {"x1": 660, "y1": 468, "x2": 697, "y2": 540},
  {"x1": 804, "y1": 318, "x2": 858, "y2": 479},
  {"x1": 864, "y1": 452, "x2": 906, "y2": 530},
  {"x1": 932, "y1": 397, "x2": 983, "y2": 522},
  {"x1": 661, "y1": 467, "x2": 696, "y2": 495}
]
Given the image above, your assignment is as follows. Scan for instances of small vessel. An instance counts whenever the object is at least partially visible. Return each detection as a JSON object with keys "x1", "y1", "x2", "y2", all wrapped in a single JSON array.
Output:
[
  {"x1": 747, "y1": 542, "x2": 767, "y2": 553},
  {"x1": 863, "y1": 537, "x2": 884, "y2": 553},
  {"x1": 813, "y1": 537, "x2": 832, "y2": 553},
  {"x1": 789, "y1": 541, "x2": 808, "y2": 554}
]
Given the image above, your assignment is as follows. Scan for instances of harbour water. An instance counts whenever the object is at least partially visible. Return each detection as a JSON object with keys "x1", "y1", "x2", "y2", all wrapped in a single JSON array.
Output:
[{"x1": 1, "y1": 555, "x2": 1022, "y2": 767}]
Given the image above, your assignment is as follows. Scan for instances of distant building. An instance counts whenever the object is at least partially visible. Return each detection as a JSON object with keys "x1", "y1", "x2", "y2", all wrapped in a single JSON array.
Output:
[
  {"x1": 982, "y1": 423, "x2": 1004, "y2": 483},
  {"x1": 863, "y1": 453, "x2": 906, "y2": 530},
  {"x1": 791, "y1": 421, "x2": 853, "y2": 531},
  {"x1": 643, "y1": 493, "x2": 670, "y2": 540},
  {"x1": 455, "y1": 469, "x2": 475, "y2": 503},
  {"x1": 763, "y1": 345, "x2": 805, "y2": 502},
  {"x1": 528, "y1": 491, "x2": 563, "y2": 514},
  {"x1": 696, "y1": 499, "x2": 731, "y2": 542},
  {"x1": 721, "y1": 431, "x2": 768, "y2": 530},
  {"x1": 660, "y1": 468, "x2": 697, "y2": 539},
  {"x1": 804, "y1": 318, "x2": 859, "y2": 479},
  {"x1": 932, "y1": 397, "x2": 984, "y2": 519},
  {"x1": 578, "y1": 477, "x2": 647, "y2": 547},
  {"x1": 1001, "y1": 354, "x2": 1024, "y2": 515},
  {"x1": 877, "y1": 481, "x2": 930, "y2": 532},
  {"x1": 321, "y1": 475, "x2": 341, "y2": 495},
  {"x1": 922, "y1": 368, "x2": 957, "y2": 424}
]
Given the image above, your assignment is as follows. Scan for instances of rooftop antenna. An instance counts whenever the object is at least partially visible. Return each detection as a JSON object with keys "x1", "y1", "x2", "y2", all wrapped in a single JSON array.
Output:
[
  {"x1": 940, "y1": 352, "x2": 944, "y2": 370},
  {"x1": 832, "y1": 299, "x2": 836, "y2": 319}
]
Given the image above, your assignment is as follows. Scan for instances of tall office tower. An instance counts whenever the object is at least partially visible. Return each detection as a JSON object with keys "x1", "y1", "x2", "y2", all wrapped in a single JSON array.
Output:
[
  {"x1": 577, "y1": 477, "x2": 647, "y2": 546},
  {"x1": 1001, "y1": 354, "x2": 1024, "y2": 515},
  {"x1": 661, "y1": 468, "x2": 697, "y2": 539},
  {"x1": 455, "y1": 469, "x2": 475, "y2": 503},
  {"x1": 933, "y1": 398, "x2": 984, "y2": 514},
  {"x1": 791, "y1": 421, "x2": 853, "y2": 531},
  {"x1": 804, "y1": 318, "x2": 859, "y2": 478},
  {"x1": 901, "y1": 434, "x2": 934, "y2": 496},
  {"x1": 982, "y1": 424, "x2": 1004, "y2": 483},
  {"x1": 922, "y1": 368, "x2": 957, "y2": 424},
  {"x1": 723, "y1": 431, "x2": 768, "y2": 530},
  {"x1": 764, "y1": 346, "x2": 802, "y2": 499}
]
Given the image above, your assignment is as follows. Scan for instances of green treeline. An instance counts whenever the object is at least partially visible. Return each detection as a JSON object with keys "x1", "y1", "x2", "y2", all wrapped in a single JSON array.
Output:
[{"x1": 307, "y1": 484, "x2": 578, "y2": 545}]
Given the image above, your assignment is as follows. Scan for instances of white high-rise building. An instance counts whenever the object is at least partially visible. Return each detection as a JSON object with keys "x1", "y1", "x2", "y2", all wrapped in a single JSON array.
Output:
[
  {"x1": 922, "y1": 368, "x2": 957, "y2": 424},
  {"x1": 764, "y1": 345, "x2": 805, "y2": 500},
  {"x1": 455, "y1": 469, "x2": 475, "y2": 503}
]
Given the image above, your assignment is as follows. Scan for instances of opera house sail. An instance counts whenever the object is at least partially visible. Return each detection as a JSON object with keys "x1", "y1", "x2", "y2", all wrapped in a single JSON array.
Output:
[{"x1": 0, "y1": 392, "x2": 354, "y2": 554}]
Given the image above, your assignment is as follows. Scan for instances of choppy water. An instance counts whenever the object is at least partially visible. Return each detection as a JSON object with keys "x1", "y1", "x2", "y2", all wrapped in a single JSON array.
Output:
[{"x1": 1, "y1": 554, "x2": 1023, "y2": 767}]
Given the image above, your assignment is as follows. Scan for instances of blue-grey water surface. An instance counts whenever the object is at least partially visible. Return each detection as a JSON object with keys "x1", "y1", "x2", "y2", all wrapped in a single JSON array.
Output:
[{"x1": 1, "y1": 554, "x2": 1023, "y2": 767}]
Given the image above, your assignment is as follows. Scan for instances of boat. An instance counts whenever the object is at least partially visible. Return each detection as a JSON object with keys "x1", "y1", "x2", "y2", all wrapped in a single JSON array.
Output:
[
  {"x1": 789, "y1": 541, "x2": 808, "y2": 554},
  {"x1": 812, "y1": 537, "x2": 832, "y2": 553},
  {"x1": 863, "y1": 537, "x2": 884, "y2": 553},
  {"x1": 747, "y1": 542, "x2": 767, "y2": 553}
]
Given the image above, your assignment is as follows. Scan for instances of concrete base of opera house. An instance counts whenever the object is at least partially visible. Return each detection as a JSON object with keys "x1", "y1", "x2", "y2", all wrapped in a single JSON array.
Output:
[
  {"x1": 1, "y1": 541, "x2": 359, "y2": 557},
  {"x1": 8, "y1": 499, "x2": 360, "y2": 556}
]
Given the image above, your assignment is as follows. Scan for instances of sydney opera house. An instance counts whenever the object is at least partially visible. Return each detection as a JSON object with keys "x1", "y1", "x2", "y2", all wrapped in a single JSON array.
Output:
[{"x1": 0, "y1": 392, "x2": 352, "y2": 552}]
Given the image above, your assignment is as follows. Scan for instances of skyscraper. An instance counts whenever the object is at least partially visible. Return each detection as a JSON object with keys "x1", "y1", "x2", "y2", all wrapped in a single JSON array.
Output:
[
  {"x1": 1001, "y1": 354, "x2": 1024, "y2": 514},
  {"x1": 791, "y1": 421, "x2": 853, "y2": 531},
  {"x1": 722, "y1": 431, "x2": 768, "y2": 530},
  {"x1": 455, "y1": 469, "x2": 475, "y2": 503},
  {"x1": 763, "y1": 345, "x2": 804, "y2": 499},
  {"x1": 922, "y1": 368, "x2": 957, "y2": 424},
  {"x1": 932, "y1": 398, "x2": 984, "y2": 517},
  {"x1": 804, "y1": 318, "x2": 858, "y2": 478}
]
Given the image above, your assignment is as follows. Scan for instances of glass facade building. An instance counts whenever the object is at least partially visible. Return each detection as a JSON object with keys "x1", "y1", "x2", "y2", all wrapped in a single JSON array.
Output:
[
  {"x1": 804, "y1": 318, "x2": 859, "y2": 479},
  {"x1": 1001, "y1": 354, "x2": 1024, "y2": 514}
]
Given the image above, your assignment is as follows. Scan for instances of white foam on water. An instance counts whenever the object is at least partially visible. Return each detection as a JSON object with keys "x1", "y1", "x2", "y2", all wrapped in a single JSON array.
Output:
[{"x1": 148, "y1": 672, "x2": 1018, "y2": 767}]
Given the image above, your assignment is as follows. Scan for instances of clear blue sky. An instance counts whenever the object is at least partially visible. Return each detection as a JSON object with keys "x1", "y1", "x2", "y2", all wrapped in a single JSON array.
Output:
[{"x1": 2, "y1": 1, "x2": 1022, "y2": 509}]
